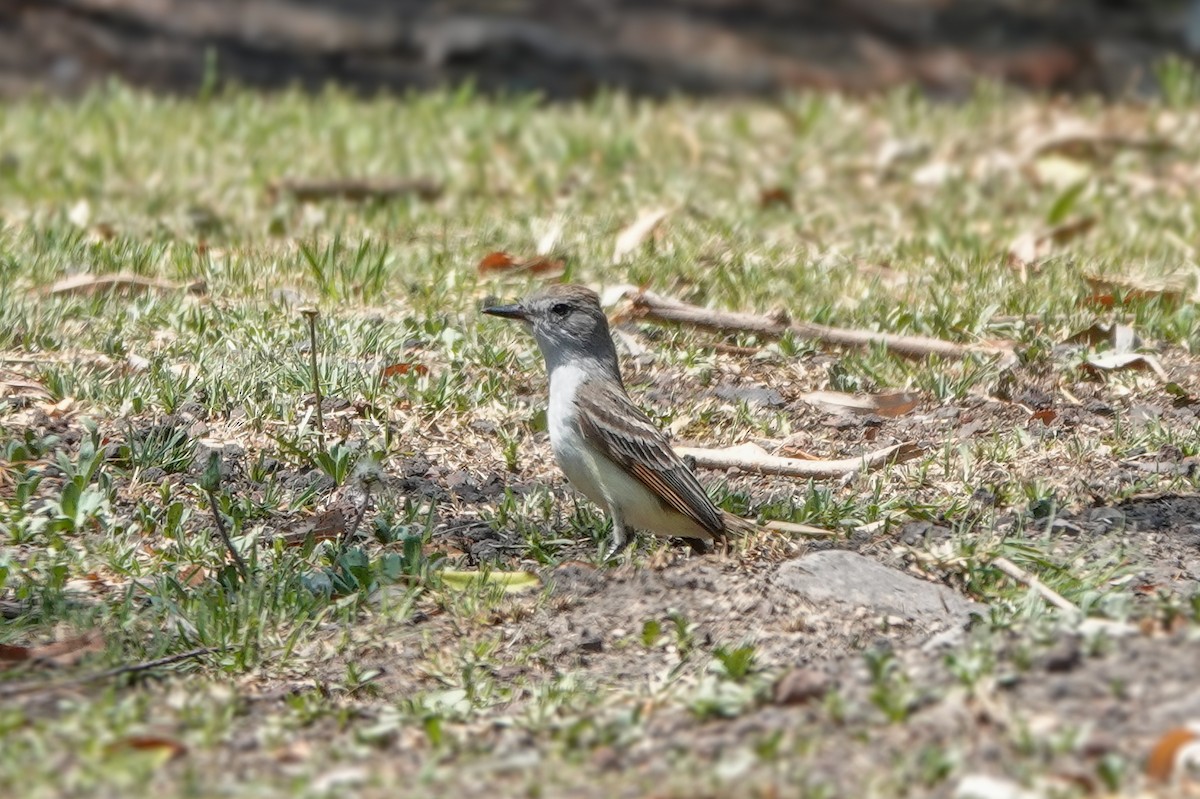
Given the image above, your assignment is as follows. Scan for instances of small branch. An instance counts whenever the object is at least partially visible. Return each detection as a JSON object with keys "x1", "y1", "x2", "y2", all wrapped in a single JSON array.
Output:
[
  {"x1": 267, "y1": 177, "x2": 442, "y2": 203},
  {"x1": 205, "y1": 489, "x2": 250, "y2": 581},
  {"x1": 301, "y1": 308, "x2": 326, "y2": 452},
  {"x1": 627, "y1": 290, "x2": 1014, "y2": 362},
  {"x1": 763, "y1": 520, "x2": 837, "y2": 537},
  {"x1": 674, "y1": 441, "x2": 922, "y2": 478},
  {"x1": 991, "y1": 555, "x2": 1081, "y2": 617},
  {"x1": 0, "y1": 647, "x2": 219, "y2": 698}
]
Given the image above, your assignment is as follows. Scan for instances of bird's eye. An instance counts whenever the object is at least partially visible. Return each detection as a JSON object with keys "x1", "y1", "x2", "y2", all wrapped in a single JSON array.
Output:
[{"x1": 550, "y1": 302, "x2": 571, "y2": 316}]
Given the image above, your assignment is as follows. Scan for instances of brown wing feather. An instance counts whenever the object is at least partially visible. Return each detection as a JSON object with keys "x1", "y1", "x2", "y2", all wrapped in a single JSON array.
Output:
[{"x1": 575, "y1": 379, "x2": 726, "y2": 537}]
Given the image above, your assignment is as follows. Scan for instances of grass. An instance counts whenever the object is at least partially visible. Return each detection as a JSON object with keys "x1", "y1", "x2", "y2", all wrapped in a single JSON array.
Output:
[{"x1": 2, "y1": 76, "x2": 1200, "y2": 797}]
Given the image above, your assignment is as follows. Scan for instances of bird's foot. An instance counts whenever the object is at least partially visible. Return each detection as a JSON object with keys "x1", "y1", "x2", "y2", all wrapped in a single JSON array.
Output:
[{"x1": 604, "y1": 528, "x2": 633, "y2": 561}]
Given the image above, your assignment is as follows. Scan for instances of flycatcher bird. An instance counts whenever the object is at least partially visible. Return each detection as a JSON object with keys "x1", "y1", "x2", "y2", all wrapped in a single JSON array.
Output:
[{"x1": 483, "y1": 284, "x2": 755, "y2": 557}]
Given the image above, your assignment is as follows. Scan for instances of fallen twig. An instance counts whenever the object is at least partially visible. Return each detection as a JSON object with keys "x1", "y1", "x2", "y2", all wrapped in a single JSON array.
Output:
[
  {"x1": 267, "y1": 177, "x2": 442, "y2": 203},
  {"x1": 40, "y1": 273, "x2": 206, "y2": 298},
  {"x1": 763, "y1": 520, "x2": 837, "y2": 537},
  {"x1": 0, "y1": 647, "x2": 218, "y2": 698},
  {"x1": 674, "y1": 441, "x2": 922, "y2": 478},
  {"x1": 991, "y1": 555, "x2": 1081, "y2": 617},
  {"x1": 626, "y1": 290, "x2": 1014, "y2": 362}
]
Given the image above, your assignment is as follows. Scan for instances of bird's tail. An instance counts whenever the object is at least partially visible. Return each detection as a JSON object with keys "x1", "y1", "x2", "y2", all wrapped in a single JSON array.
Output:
[{"x1": 720, "y1": 510, "x2": 762, "y2": 536}]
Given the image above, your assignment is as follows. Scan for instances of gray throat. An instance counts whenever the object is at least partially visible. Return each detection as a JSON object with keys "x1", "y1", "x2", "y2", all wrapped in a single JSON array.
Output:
[{"x1": 539, "y1": 335, "x2": 623, "y2": 388}]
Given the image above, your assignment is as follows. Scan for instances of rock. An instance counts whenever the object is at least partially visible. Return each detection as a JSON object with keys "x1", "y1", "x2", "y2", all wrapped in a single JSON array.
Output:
[
  {"x1": 713, "y1": 384, "x2": 786, "y2": 408},
  {"x1": 773, "y1": 667, "x2": 829, "y2": 705},
  {"x1": 140, "y1": 466, "x2": 167, "y2": 484},
  {"x1": 579, "y1": 631, "x2": 603, "y2": 653},
  {"x1": 1038, "y1": 638, "x2": 1082, "y2": 673},
  {"x1": 955, "y1": 774, "x2": 1038, "y2": 799},
  {"x1": 776, "y1": 550, "x2": 980, "y2": 628}
]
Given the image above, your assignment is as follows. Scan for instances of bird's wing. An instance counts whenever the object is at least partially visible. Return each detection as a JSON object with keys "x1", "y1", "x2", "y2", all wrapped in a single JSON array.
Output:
[{"x1": 574, "y1": 378, "x2": 725, "y2": 537}]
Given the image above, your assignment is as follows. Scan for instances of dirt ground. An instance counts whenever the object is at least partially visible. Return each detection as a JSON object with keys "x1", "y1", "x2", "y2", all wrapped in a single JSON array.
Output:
[{"x1": 9, "y1": 337, "x2": 1199, "y2": 796}]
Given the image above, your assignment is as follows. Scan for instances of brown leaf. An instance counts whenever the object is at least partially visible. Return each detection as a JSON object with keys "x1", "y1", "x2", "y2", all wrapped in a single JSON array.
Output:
[
  {"x1": 477, "y1": 251, "x2": 564, "y2": 276},
  {"x1": 1145, "y1": 725, "x2": 1200, "y2": 783},
  {"x1": 1024, "y1": 125, "x2": 1170, "y2": 163},
  {"x1": 0, "y1": 371, "x2": 51, "y2": 400},
  {"x1": 1083, "y1": 292, "x2": 1116, "y2": 309},
  {"x1": 1082, "y1": 352, "x2": 1169, "y2": 382},
  {"x1": 1083, "y1": 273, "x2": 1189, "y2": 306},
  {"x1": 612, "y1": 208, "x2": 669, "y2": 263},
  {"x1": 1006, "y1": 216, "x2": 1095, "y2": 278},
  {"x1": 267, "y1": 177, "x2": 441, "y2": 203},
  {"x1": 0, "y1": 630, "x2": 104, "y2": 667},
  {"x1": 799, "y1": 390, "x2": 919, "y2": 418},
  {"x1": 105, "y1": 736, "x2": 188, "y2": 762},
  {"x1": 1029, "y1": 408, "x2": 1058, "y2": 425},
  {"x1": 382, "y1": 362, "x2": 429, "y2": 380},
  {"x1": 179, "y1": 565, "x2": 208, "y2": 587},
  {"x1": 279, "y1": 507, "x2": 348, "y2": 547},
  {"x1": 42, "y1": 273, "x2": 206, "y2": 298},
  {"x1": 758, "y1": 187, "x2": 792, "y2": 208}
]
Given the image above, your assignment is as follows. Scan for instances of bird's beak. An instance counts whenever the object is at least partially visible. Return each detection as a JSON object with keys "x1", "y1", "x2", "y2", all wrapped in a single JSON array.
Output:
[{"x1": 482, "y1": 303, "x2": 527, "y2": 321}]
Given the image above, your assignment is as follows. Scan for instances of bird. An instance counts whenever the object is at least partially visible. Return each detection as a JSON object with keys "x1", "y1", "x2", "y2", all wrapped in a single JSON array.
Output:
[{"x1": 482, "y1": 283, "x2": 756, "y2": 558}]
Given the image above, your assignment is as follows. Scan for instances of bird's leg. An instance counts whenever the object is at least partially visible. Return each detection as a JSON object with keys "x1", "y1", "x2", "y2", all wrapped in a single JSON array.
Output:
[{"x1": 604, "y1": 512, "x2": 633, "y2": 561}]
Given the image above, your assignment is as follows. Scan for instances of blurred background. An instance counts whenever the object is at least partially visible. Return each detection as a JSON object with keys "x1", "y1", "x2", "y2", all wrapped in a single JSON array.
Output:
[{"x1": 2, "y1": 0, "x2": 1199, "y2": 98}]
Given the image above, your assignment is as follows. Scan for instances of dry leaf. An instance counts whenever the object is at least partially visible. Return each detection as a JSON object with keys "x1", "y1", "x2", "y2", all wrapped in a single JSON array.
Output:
[
  {"x1": 535, "y1": 217, "x2": 563, "y2": 256},
  {"x1": 179, "y1": 565, "x2": 208, "y2": 587},
  {"x1": 1084, "y1": 273, "x2": 1189, "y2": 306},
  {"x1": 279, "y1": 507, "x2": 348, "y2": 547},
  {"x1": 799, "y1": 390, "x2": 919, "y2": 418},
  {"x1": 1006, "y1": 216, "x2": 1095, "y2": 278},
  {"x1": 105, "y1": 735, "x2": 188, "y2": 762},
  {"x1": 1064, "y1": 322, "x2": 1141, "y2": 354},
  {"x1": 1083, "y1": 352, "x2": 1169, "y2": 382},
  {"x1": 1024, "y1": 125, "x2": 1168, "y2": 163},
  {"x1": 0, "y1": 371, "x2": 51, "y2": 400},
  {"x1": 42, "y1": 273, "x2": 206, "y2": 298},
  {"x1": 440, "y1": 569, "x2": 542, "y2": 594},
  {"x1": 612, "y1": 208, "x2": 669, "y2": 263},
  {"x1": 1146, "y1": 724, "x2": 1200, "y2": 784},
  {"x1": 46, "y1": 397, "x2": 76, "y2": 418},
  {"x1": 67, "y1": 199, "x2": 91, "y2": 228},
  {"x1": 477, "y1": 251, "x2": 564, "y2": 276},
  {"x1": 267, "y1": 177, "x2": 441, "y2": 203},
  {"x1": 758, "y1": 187, "x2": 792, "y2": 208},
  {"x1": 382, "y1": 362, "x2": 429, "y2": 381},
  {"x1": 0, "y1": 630, "x2": 104, "y2": 667},
  {"x1": 1029, "y1": 408, "x2": 1058, "y2": 425}
]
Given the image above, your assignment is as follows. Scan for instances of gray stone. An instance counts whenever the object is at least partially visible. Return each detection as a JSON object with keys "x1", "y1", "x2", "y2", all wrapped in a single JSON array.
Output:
[{"x1": 776, "y1": 550, "x2": 980, "y2": 628}]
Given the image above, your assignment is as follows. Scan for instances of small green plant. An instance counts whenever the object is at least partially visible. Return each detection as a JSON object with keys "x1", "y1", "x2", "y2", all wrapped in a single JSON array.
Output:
[
  {"x1": 641, "y1": 619, "x2": 663, "y2": 648},
  {"x1": 865, "y1": 647, "x2": 916, "y2": 724},
  {"x1": 312, "y1": 443, "x2": 357, "y2": 486},
  {"x1": 1157, "y1": 55, "x2": 1200, "y2": 109},
  {"x1": 302, "y1": 533, "x2": 438, "y2": 599},
  {"x1": 668, "y1": 611, "x2": 696, "y2": 660},
  {"x1": 712, "y1": 644, "x2": 757, "y2": 682}
]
